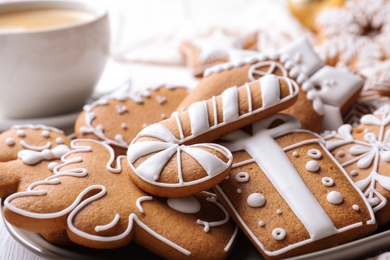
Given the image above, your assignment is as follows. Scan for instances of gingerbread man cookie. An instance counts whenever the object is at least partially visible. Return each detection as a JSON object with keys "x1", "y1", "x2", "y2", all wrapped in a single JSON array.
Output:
[
  {"x1": 75, "y1": 85, "x2": 189, "y2": 155},
  {"x1": 0, "y1": 125, "x2": 71, "y2": 199},
  {"x1": 127, "y1": 74, "x2": 299, "y2": 197},
  {"x1": 3, "y1": 139, "x2": 238, "y2": 259},
  {"x1": 324, "y1": 104, "x2": 390, "y2": 226},
  {"x1": 214, "y1": 114, "x2": 376, "y2": 259}
]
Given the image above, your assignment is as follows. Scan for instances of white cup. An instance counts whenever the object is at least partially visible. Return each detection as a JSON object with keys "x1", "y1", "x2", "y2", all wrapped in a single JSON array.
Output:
[{"x1": 0, "y1": 0, "x2": 110, "y2": 119}]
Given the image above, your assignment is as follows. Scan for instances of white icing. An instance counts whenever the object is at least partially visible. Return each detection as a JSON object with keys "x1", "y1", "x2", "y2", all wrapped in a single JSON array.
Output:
[
  {"x1": 41, "y1": 130, "x2": 50, "y2": 138},
  {"x1": 247, "y1": 193, "x2": 266, "y2": 208},
  {"x1": 327, "y1": 191, "x2": 344, "y2": 205},
  {"x1": 155, "y1": 95, "x2": 167, "y2": 104},
  {"x1": 260, "y1": 74, "x2": 281, "y2": 108},
  {"x1": 17, "y1": 130, "x2": 26, "y2": 137},
  {"x1": 5, "y1": 137, "x2": 15, "y2": 146},
  {"x1": 292, "y1": 151, "x2": 299, "y2": 157},
  {"x1": 272, "y1": 228, "x2": 286, "y2": 240},
  {"x1": 306, "y1": 160, "x2": 320, "y2": 172},
  {"x1": 308, "y1": 149, "x2": 322, "y2": 159},
  {"x1": 259, "y1": 220, "x2": 265, "y2": 227},
  {"x1": 322, "y1": 177, "x2": 335, "y2": 187},
  {"x1": 350, "y1": 170, "x2": 358, "y2": 176},
  {"x1": 196, "y1": 197, "x2": 230, "y2": 233},
  {"x1": 18, "y1": 144, "x2": 70, "y2": 165},
  {"x1": 20, "y1": 140, "x2": 51, "y2": 151},
  {"x1": 237, "y1": 188, "x2": 242, "y2": 193},
  {"x1": 115, "y1": 105, "x2": 128, "y2": 114},
  {"x1": 188, "y1": 101, "x2": 210, "y2": 136},
  {"x1": 222, "y1": 87, "x2": 239, "y2": 123},
  {"x1": 353, "y1": 204, "x2": 360, "y2": 211},
  {"x1": 95, "y1": 214, "x2": 120, "y2": 232},
  {"x1": 56, "y1": 137, "x2": 64, "y2": 144},
  {"x1": 235, "y1": 172, "x2": 250, "y2": 183},
  {"x1": 48, "y1": 162, "x2": 58, "y2": 171},
  {"x1": 136, "y1": 196, "x2": 153, "y2": 214},
  {"x1": 276, "y1": 209, "x2": 282, "y2": 215},
  {"x1": 167, "y1": 196, "x2": 201, "y2": 214}
]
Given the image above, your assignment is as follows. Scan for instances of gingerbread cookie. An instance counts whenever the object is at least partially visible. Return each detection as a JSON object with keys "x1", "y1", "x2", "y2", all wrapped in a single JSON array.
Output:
[
  {"x1": 127, "y1": 74, "x2": 299, "y2": 197},
  {"x1": 214, "y1": 114, "x2": 377, "y2": 259},
  {"x1": 75, "y1": 85, "x2": 189, "y2": 155},
  {"x1": 177, "y1": 38, "x2": 364, "y2": 132},
  {"x1": 3, "y1": 139, "x2": 238, "y2": 259},
  {"x1": 324, "y1": 104, "x2": 390, "y2": 226},
  {"x1": 180, "y1": 28, "x2": 257, "y2": 77},
  {"x1": 315, "y1": 0, "x2": 390, "y2": 70},
  {"x1": 0, "y1": 125, "x2": 71, "y2": 199}
]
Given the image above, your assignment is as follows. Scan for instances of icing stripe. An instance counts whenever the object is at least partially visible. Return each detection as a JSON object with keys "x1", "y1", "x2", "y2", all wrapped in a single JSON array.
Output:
[
  {"x1": 188, "y1": 101, "x2": 210, "y2": 136},
  {"x1": 260, "y1": 74, "x2": 280, "y2": 108},
  {"x1": 183, "y1": 146, "x2": 229, "y2": 176},
  {"x1": 222, "y1": 87, "x2": 239, "y2": 123},
  {"x1": 245, "y1": 82, "x2": 253, "y2": 112}
]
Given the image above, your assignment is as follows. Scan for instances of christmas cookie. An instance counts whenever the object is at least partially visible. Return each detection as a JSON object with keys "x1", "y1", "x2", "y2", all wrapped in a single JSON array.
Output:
[
  {"x1": 180, "y1": 28, "x2": 257, "y2": 77},
  {"x1": 75, "y1": 85, "x2": 189, "y2": 155},
  {"x1": 324, "y1": 104, "x2": 390, "y2": 226},
  {"x1": 315, "y1": 0, "x2": 390, "y2": 70},
  {"x1": 177, "y1": 38, "x2": 364, "y2": 132},
  {"x1": 127, "y1": 74, "x2": 299, "y2": 197},
  {"x1": 3, "y1": 139, "x2": 238, "y2": 259},
  {"x1": 0, "y1": 125, "x2": 71, "y2": 199},
  {"x1": 214, "y1": 114, "x2": 376, "y2": 259}
]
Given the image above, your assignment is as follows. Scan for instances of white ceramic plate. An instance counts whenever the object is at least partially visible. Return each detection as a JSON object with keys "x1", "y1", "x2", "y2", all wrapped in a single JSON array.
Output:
[{"x1": 2, "y1": 201, "x2": 390, "y2": 260}]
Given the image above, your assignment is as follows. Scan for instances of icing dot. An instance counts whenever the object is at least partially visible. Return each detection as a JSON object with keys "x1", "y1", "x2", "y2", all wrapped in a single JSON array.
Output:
[
  {"x1": 142, "y1": 123, "x2": 148, "y2": 128},
  {"x1": 350, "y1": 170, "x2": 358, "y2": 176},
  {"x1": 237, "y1": 188, "x2": 242, "y2": 194},
  {"x1": 156, "y1": 95, "x2": 167, "y2": 104},
  {"x1": 352, "y1": 204, "x2": 360, "y2": 211},
  {"x1": 56, "y1": 137, "x2": 64, "y2": 144},
  {"x1": 41, "y1": 130, "x2": 50, "y2": 138},
  {"x1": 247, "y1": 193, "x2": 266, "y2": 208},
  {"x1": 337, "y1": 151, "x2": 345, "y2": 157},
  {"x1": 272, "y1": 228, "x2": 286, "y2": 240},
  {"x1": 167, "y1": 196, "x2": 201, "y2": 214},
  {"x1": 235, "y1": 172, "x2": 250, "y2": 183},
  {"x1": 308, "y1": 149, "x2": 322, "y2": 159},
  {"x1": 121, "y1": 123, "x2": 127, "y2": 130},
  {"x1": 327, "y1": 191, "x2": 343, "y2": 205},
  {"x1": 6, "y1": 137, "x2": 15, "y2": 146},
  {"x1": 225, "y1": 175, "x2": 230, "y2": 180},
  {"x1": 276, "y1": 209, "x2": 282, "y2": 215},
  {"x1": 17, "y1": 130, "x2": 26, "y2": 137},
  {"x1": 161, "y1": 113, "x2": 167, "y2": 119},
  {"x1": 322, "y1": 177, "x2": 334, "y2": 187},
  {"x1": 258, "y1": 220, "x2": 265, "y2": 227},
  {"x1": 369, "y1": 198, "x2": 379, "y2": 206},
  {"x1": 292, "y1": 151, "x2": 299, "y2": 157},
  {"x1": 48, "y1": 162, "x2": 58, "y2": 171},
  {"x1": 306, "y1": 160, "x2": 320, "y2": 172}
]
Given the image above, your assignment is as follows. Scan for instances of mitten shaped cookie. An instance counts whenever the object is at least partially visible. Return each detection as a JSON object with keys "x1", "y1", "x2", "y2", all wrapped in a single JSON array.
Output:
[
  {"x1": 75, "y1": 85, "x2": 189, "y2": 155},
  {"x1": 3, "y1": 139, "x2": 238, "y2": 259},
  {"x1": 324, "y1": 104, "x2": 390, "y2": 226},
  {"x1": 177, "y1": 38, "x2": 364, "y2": 132},
  {"x1": 214, "y1": 114, "x2": 376, "y2": 259},
  {"x1": 0, "y1": 125, "x2": 71, "y2": 199},
  {"x1": 127, "y1": 74, "x2": 299, "y2": 197}
]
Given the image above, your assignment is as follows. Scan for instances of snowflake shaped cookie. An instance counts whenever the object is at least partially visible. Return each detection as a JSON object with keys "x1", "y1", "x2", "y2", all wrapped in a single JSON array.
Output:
[
  {"x1": 315, "y1": 0, "x2": 390, "y2": 69},
  {"x1": 325, "y1": 104, "x2": 390, "y2": 225}
]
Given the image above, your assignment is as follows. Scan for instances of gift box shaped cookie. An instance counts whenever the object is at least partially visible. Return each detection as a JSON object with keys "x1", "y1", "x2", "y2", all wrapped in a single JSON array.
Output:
[
  {"x1": 324, "y1": 104, "x2": 390, "y2": 226},
  {"x1": 214, "y1": 114, "x2": 376, "y2": 259},
  {"x1": 178, "y1": 38, "x2": 364, "y2": 132}
]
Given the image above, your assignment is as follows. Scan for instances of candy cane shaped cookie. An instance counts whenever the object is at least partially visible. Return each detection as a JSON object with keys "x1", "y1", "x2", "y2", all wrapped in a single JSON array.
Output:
[{"x1": 127, "y1": 74, "x2": 299, "y2": 197}]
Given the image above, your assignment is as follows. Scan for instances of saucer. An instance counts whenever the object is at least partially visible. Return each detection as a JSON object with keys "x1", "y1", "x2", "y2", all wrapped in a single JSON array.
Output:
[{"x1": 0, "y1": 110, "x2": 80, "y2": 135}]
